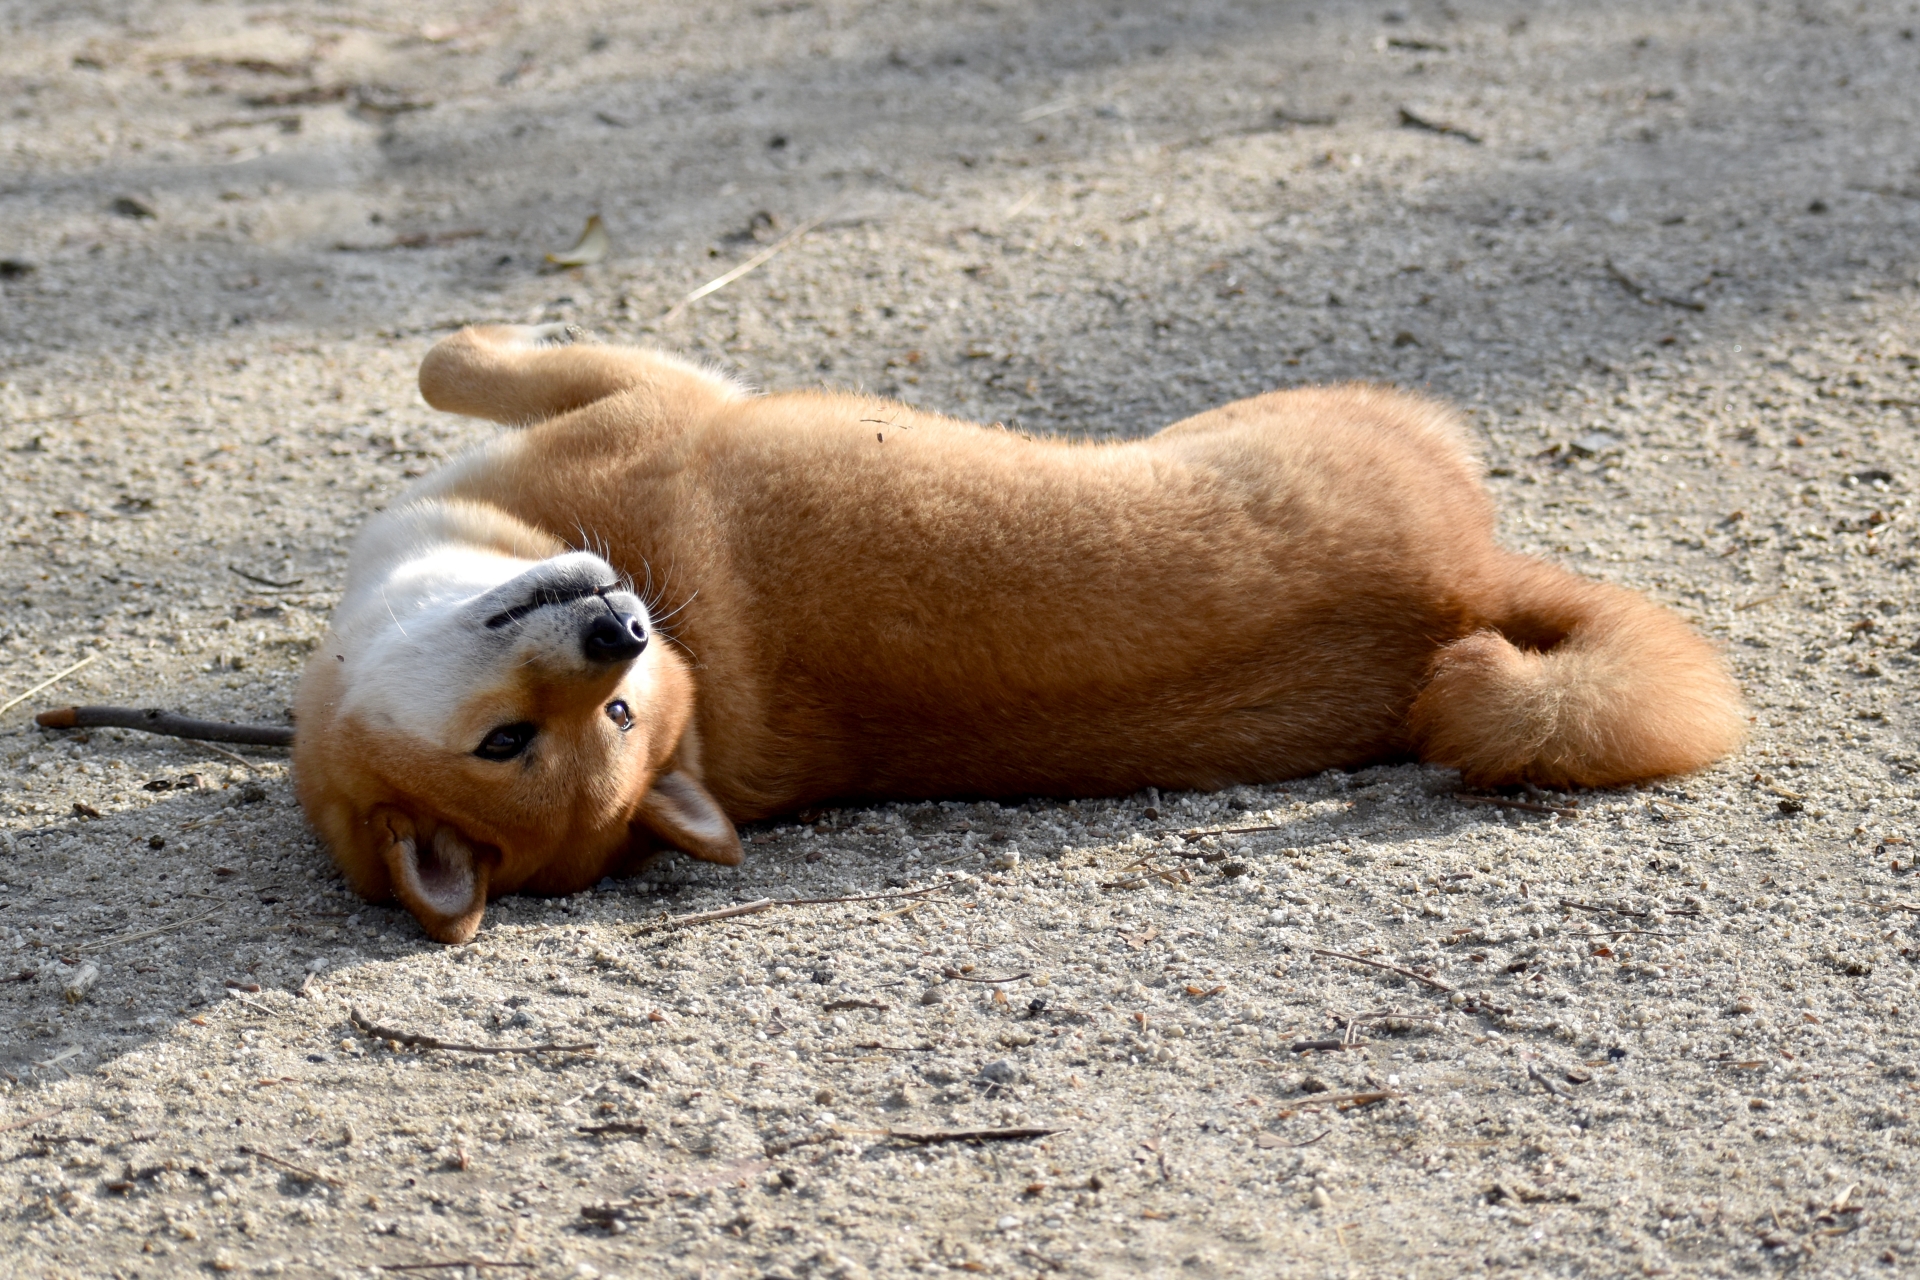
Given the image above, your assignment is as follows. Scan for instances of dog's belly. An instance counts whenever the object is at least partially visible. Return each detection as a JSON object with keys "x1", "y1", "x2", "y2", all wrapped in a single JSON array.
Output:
[
  {"x1": 735, "y1": 587, "x2": 1467, "y2": 806},
  {"x1": 459, "y1": 380, "x2": 1497, "y2": 814}
]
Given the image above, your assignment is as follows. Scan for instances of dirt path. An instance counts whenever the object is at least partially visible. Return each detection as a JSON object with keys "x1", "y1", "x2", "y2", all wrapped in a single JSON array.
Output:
[{"x1": 4, "y1": 2, "x2": 1920, "y2": 1276}]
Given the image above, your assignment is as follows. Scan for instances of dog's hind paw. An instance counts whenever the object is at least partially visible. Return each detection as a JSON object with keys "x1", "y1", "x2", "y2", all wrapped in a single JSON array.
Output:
[{"x1": 510, "y1": 322, "x2": 584, "y2": 348}]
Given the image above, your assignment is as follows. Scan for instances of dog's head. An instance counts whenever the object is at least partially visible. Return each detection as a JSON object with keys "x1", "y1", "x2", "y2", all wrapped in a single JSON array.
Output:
[{"x1": 294, "y1": 548, "x2": 739, "y2": 943}]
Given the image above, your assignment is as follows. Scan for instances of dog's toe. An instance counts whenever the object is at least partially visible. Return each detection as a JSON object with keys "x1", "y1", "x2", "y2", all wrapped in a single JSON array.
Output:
[{"x1": 491, "y1": 322, "x2": 582, "y2": 349}]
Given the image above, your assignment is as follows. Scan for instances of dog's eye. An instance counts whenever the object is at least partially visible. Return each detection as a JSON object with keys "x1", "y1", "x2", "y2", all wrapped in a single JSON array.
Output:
[
  {"x1": 605, "y1": 700, "x2": 633, "y2": 732},
  {"x1": 475, "y1": 722, "x2": 536, "y2": 761}
]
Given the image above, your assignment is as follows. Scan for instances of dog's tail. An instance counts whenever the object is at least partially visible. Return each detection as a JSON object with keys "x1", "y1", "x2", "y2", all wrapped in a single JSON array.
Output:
[{"x1": 1407, "y1": 556, "x2": 1743, "y2": 788}]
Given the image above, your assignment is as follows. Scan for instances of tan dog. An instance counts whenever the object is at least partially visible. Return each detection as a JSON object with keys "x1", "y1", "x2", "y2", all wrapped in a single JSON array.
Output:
[{"x1": 293, "y1": 324, "x2": 1744, "y2": 942}]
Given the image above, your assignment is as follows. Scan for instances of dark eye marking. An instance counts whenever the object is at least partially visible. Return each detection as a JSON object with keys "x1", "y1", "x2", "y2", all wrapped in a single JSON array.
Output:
[
  {"x1": 606, "y1": 700, "x2": 633, "y2": 732},
  {"x1": 475, "y1": 722, "x2": 536, "y2": 761},
  {"x1": 485, "y1": 581, "x2": 622, "y2": 630}
]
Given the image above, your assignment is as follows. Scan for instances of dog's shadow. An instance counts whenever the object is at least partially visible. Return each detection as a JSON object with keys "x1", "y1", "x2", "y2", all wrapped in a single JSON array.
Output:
[{"x1": 0, "y1": 753, "x2": 1613, "y2": 1085}]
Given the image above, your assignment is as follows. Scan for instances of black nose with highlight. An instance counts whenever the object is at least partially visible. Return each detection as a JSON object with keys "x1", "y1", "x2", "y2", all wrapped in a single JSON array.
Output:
[{"x1": 582, "y1": 611, "x2": 648, "y2": 664}]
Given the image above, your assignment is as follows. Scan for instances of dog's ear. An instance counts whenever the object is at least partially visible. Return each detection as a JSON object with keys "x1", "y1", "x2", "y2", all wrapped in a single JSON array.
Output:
[
  {"x1": 373, "y1": 807, "x2": 495, "y2": 944},
  {"x1": 633, "y1": 770, "x2": 743, "y2": 866}
]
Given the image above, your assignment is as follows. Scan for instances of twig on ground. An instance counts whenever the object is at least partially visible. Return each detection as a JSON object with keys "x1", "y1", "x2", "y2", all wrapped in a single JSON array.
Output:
[
  {"x1": 1605, "y1": 258, "x2": 1707, "y2": 311},
  {"x1": 1292, "y1": 1039, "x2": 1364, "y2": 1053},
  {"x1": 1735, "y1": 592, "x2": 1786, "y2": 612},
  {"x1": 641, "y1": 899, "x2": 778, "y2": 931},
  {"x1": 1867, "y1": 900, "x2": 1920, "y2": 914},
  {"x1": 239, "y1": 1146, "x2": 345, "y2": 1187},
  {"x1": 664, "y1": 215, "x2": 826, "y2": 320},
  {"x1": 1021, "y1": 1245, "x2": 1066, "y2": 1273},
  {"x1": 348, "y1": 1008, "x2": 596, "y2": 1055},
  {"x1": 1339, "y1": 1010, "x2": 1442, "y2": 1025},
  {"x1": 196, "y1": 741, "x2": 260, "y2": 771},
  {"x1": 2, "y1": 655, "x2": 99, "y2": 718},
  {"x1": 1398, "y1": 106, "x2": 1482, "y2": 143},
  {"x1": 1526, "y1": 1065, "x2": 1572, "y2": 1099},
  {"x1": 783, "y1": 884, "x2": 955, "y2": 907},
  {"x1": 1259, "y1": 1126, "x2": 1334, "y2": 1148},
  {"x1": 377, "y1": 1262, "x2": 534, "y2": 1273},
  {"x1": 1311, "y1": 948, "x2": 1457, "y2": 994},
  {"x1": 0, "y1": 1105, "x2": 69, "y2": 1134},
  {"x1": 580, "y1": 1199, "x2": 660, "y2": 1224},
  {"x1": 228, "y1": 565, "x2": 303, "y2": 588},
  {"x1": 763, "y1": 1131, "x2": 839, "y2": 1156},
  {"x1": 1559, "y1": 898, "x2": 1699, "y2": 920},
  {"x1": 74, "y1": 911, "x2": 222, "y2": 955},
  {"x1": 576, "y1": 1122, "x2": 649, "y2": 1137},
  {"x1": 823, "y1": 999, "x2": 889, "y2": 1012},
  {"x1": 941, "y1": 969, "x2": 1031, "y2": 985},
  {"x1": 887, "y1": 1126, "x2": 1063, "y2": 1146},
  {"x1": 1455, "y1": 793, "x2": 1578, "y2": 817},
  {"x1": 638, "y1": 884, "x2": 955, "y2": 934},
  {"x1": 1303, "y1": 1091, "x2": 1399, "y2": 1111},
  {"x1": 34, "y1": 705, "x2": 294, "y2": 747},
  {"x1": 1168, "y1": 822, "x2": 1289, "y2": 842},
  {"x1": 226, "y1": 989, "x2": 277, "y2": 1017}
]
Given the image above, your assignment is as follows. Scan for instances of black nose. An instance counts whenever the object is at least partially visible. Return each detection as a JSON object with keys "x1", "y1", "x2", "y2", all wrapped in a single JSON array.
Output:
[{"x1": 582, "y1": 612, "x2": 648, "y2": 664}]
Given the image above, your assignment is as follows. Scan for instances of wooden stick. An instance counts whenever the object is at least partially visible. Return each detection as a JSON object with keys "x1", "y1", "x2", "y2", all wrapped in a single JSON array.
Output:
[
  {"x1": 1318, "y1": 1090, "x2": 1398, "y2": 1110},
  {"x1": 647, "y1": 898, "x2": 778, "y2": 930},
  {"x1": 228, "y1": 565, "x2": 303, "y2": 588},
  {"x1": 1526, "y1": 1065, "x2": 1572, "y2": 1099},
  {"x1": 638, "y1": 883, "x2": 956, "y2": 933},
  {"x1": 941, "y1": 969, "x2": 1032, "y2": 985},
  {"x1": 1397, "y1": 106, "x2": 1482, "y2": 144},
  {"x1": 1310, "y1": 948, "x2": 1457, "y2": 994},
  {"x1": 664, "y1": 215, "x2": 825, "y2": 320},
  {"x1": 73, "y1": 911, "x2": 222, "y2": 955},
  {"x1": 35, "y1": 705, "x2": 294, "y2": 747},
  {"x1": 1454, "y1": 793, "x2": 1578, "y2": 817},
  {"x1": 237, "y1": 1146, "x2": 345, "y2": 1187},
  {"x1": 349, "y1": 1008, "x2": 596, "y2": 1055},
  {"x1": 1165, "y1": 822, "x2": 1290, "y2": 841},
  {"x1": 0, "y1": 1105, "x2": 69, "y2": 1135},
  {"x1": 1, "y1": 654, "x2": 99, "y2": 718},
  {"x1": 783, "y1": 884, "x2": 954, "y2": 907},
  {"x1": 887, "y1": 1126, "x2": 1062, "y2": 1146},
  {"x1": 377, "y1": 1262, "x2": 534, "y2": 1273},
  {"x1": 1605, "y1": 258, "x2": 1707, "y2": 311}
]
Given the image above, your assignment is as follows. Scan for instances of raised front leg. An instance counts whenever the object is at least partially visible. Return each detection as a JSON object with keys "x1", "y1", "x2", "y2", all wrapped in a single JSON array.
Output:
[{"x1": 418, "y1": 324, "x2": 744, "y2": 426}]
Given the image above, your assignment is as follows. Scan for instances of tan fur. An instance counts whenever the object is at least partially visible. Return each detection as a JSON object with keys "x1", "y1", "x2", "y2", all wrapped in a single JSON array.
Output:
[{"x1": 294, "y1": 325, "x2": 1745, "y2": 941}]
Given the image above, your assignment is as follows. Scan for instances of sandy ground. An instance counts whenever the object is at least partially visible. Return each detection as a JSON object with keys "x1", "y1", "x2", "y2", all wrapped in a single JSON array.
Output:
[{"x1": 4, "y1": 1, "x2": 1920, "y2": 1276}]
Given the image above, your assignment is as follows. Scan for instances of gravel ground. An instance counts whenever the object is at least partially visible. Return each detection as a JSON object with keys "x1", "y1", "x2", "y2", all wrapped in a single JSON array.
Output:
[{"x1": 4, "y1": 1, "x2": 1920, "y2": 1276}]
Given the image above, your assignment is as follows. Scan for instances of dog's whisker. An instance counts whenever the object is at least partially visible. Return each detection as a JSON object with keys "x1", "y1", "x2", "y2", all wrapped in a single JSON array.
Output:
[{"x1": 651, "y1": 589, "x2": 699, "y2": 631}]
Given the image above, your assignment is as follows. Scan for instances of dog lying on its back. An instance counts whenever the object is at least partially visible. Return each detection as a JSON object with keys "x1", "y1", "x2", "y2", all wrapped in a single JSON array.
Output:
[{"x1": 292, "y1": 325, "x2": 1744, "y2": 942}]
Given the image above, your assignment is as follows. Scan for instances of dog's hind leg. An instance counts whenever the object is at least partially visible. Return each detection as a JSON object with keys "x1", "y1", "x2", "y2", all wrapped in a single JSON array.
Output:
[{"x1": 418, "y1": 324, "x2": 744, "y2": 426}]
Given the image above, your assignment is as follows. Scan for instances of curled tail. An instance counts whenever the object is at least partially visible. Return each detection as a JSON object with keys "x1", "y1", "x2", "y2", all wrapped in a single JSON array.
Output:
[{"x1": 1408, "y1": 557, "x2": 1744, "y2": 788}]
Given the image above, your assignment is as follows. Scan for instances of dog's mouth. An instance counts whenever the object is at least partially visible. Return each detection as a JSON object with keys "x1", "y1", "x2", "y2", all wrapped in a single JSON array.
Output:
[{"x1": 484, "y1": 580, "x2": 622, "y2": 630}]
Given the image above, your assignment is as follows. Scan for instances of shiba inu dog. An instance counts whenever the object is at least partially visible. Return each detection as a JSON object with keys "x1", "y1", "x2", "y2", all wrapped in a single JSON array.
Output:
[{"x1": 293, "y1": 324, "x2": 1743, "y2": 942}]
